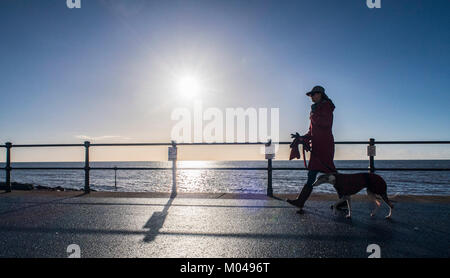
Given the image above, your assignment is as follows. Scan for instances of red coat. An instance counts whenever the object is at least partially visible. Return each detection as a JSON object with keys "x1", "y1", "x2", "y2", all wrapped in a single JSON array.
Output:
[{"x1": 303, "y1": 100, "x2": 336, "y2": 173}]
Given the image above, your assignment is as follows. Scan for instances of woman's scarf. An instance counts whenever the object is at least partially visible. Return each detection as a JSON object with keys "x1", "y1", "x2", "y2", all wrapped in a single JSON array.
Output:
[{"x1": 311, "y1": 99, "x2": 325, "y2": 112}]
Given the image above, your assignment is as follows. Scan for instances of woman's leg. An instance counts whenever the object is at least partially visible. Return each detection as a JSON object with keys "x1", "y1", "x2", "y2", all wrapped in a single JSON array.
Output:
[{"x1": 292, "y1": 170, "x2": 320, "y2": 208}]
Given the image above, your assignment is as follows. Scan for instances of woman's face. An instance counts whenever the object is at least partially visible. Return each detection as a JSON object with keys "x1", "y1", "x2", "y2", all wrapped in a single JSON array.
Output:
[{"x1": 310, "y1": 92, "x2": 322, "y2": 103}]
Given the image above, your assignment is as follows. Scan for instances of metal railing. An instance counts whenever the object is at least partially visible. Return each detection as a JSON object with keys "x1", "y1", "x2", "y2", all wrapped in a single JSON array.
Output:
[{"x1": 1, "y1": 139, "x2": 450, "y2": 196}]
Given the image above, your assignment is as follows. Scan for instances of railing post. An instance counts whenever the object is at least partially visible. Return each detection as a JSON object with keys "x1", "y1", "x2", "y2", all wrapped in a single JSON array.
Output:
[
  {"x1": 368, "y1": 138, "x2": 375, "y2": 174},
  {"x1": 168, "y1": 141, "x2": 177, "y2": 198},
  {"x1": 5, "y1": 142, "x2": 12, "y2": 192},
  {"x1": 169, "y1": 141, "x2": 177, "y2": 198},
  {"x1": 267, "y1": 158, "x2": 273, "y2": 197},
  {"x1": 265, "y1": 140, "x2": 274, "y2": 197},
  {"x1": 114, "y1": 166, "x2": 117, "y2": 190},
  {"x1": 84, "y1": 141, "x2": 90, "y2": 193}
]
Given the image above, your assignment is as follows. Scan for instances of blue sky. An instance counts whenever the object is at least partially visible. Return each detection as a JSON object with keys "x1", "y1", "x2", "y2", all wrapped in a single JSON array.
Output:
[{"x1": 0, "y1": 0, "x2": 449, "y2": 161}]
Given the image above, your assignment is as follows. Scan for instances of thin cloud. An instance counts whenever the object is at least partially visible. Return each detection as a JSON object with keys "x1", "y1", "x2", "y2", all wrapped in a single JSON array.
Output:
[{"x1": 75, "y1": 135, "x2": 133, "y2": 141}]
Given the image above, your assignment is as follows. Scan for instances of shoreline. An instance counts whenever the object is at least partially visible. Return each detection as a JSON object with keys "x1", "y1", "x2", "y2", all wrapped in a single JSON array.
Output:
[{"x1": 1, "y1": 182, "x2": 449, "y2": 203}]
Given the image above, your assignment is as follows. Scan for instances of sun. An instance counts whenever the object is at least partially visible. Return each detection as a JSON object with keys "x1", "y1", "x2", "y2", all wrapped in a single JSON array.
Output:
[{"x1": 176, "y1": 75, "x2": 202, "y2": 98}]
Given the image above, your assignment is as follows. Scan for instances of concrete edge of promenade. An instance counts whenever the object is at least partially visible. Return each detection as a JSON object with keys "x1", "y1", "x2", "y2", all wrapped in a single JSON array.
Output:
[{"x1": 1, "y1": 190, "x2": 449, "y2": 203}]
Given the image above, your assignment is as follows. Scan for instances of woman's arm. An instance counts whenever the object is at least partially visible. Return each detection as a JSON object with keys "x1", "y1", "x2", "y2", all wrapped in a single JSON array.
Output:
[{"x1": 302, "y1": 125, "x2": 312, "y2": 140}]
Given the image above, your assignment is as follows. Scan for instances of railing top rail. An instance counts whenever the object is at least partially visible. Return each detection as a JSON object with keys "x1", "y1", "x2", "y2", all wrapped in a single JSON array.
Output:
[
  {"x1": 4, "y1": 140, "x2": 450, "y2": 148},
  {"x1": 5, "y1": 166, "x2": 450, "y2": 171},
  {"x1": 8, "y1": 144, "x2": 85, "y2": 148},
  {"x1": 357, "y1": 141, "x2": 450, "y2": 144}
]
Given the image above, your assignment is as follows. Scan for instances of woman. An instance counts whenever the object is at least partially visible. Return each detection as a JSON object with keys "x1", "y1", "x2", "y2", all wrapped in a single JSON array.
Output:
[{"x1": 288, "y1": 85, "x2": 337, "y2": 212}]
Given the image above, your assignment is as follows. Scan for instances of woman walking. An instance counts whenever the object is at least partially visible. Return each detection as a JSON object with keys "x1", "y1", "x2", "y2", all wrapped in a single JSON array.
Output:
[{"x1": 287, "y1": 85, "x2": 337, "y2": 213}]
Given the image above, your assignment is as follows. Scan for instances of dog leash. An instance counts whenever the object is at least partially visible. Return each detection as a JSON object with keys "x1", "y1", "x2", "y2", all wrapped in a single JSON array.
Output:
[{"x1": 302, "y1": 143, "x2": 308, "y2": 169}]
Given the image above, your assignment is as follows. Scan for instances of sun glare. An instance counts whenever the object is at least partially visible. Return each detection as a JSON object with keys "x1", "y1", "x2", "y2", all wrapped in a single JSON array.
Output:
[{"x1": 177, "y1": 75, "x2": 202, "y2": 98}]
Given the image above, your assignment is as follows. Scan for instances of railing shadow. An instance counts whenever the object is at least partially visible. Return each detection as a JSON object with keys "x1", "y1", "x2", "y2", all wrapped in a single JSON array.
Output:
[
  {"x1": 142, "y1": 163, "x2": 177, "y2": 242},
  {"x1": 0, "y1": 192, "x2": 88, "y2": 216}
]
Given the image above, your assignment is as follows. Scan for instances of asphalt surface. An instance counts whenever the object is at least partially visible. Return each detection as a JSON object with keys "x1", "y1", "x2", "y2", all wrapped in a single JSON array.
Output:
[{"x1": 0, "y1": 192, "x2": 448, "y2": 258}]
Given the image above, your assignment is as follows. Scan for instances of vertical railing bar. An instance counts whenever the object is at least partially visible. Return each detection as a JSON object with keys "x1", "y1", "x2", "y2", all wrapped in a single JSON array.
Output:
[
  {"x1": 369, "y1": 138, "x2": 375, "y2": 174},
  {"x1": 171, "y1": 141, "x2": 177, "y2": 198},
  {"x1": 267, "y1": 158, "x2": 273, "y2": 197},
  {"x1": 5, "y1": 142, "x2": 12, "y2": 192},
  {"x1": 84, "y1": 141, "x2": 90, "y2": 193},
  {"x1": 265, "y1": 139, "x2": 273, "y2": 197},
  {"x1": 114, "y1": 166, "x2": 117, "y2": 190}
]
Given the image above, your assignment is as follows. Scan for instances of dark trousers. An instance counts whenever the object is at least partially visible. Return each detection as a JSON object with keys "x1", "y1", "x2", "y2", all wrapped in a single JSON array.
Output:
[{"x1": 295, "y1": 170, "x2": 320, "y2": 208}]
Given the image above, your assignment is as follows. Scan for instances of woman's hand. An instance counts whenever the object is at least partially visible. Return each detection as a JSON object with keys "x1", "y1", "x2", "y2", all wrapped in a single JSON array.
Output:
[{"x1": 290, "y1": 132, "x2": 301, "y2": 139}]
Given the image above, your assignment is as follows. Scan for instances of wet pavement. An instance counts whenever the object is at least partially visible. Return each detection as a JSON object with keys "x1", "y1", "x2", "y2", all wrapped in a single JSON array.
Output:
[{"x1": 0, "y1": 192, "x2": 448, "y2": 258}]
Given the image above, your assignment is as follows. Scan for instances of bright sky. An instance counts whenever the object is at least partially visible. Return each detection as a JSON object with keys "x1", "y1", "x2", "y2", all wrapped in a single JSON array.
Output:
[{"x1": 0, "y1": 0, "x2": 449, "y2": 162}]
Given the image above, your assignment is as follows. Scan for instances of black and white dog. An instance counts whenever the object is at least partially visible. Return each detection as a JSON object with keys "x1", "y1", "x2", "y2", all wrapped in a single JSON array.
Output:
[{"x1": 313, "y1": 173, "x2": 394, "y2": 219}]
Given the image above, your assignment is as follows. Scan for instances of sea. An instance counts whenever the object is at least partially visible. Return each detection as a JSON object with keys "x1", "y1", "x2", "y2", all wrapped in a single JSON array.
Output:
[{"x1": 1, "y1": 160, "x2": 449, "y2": 196}]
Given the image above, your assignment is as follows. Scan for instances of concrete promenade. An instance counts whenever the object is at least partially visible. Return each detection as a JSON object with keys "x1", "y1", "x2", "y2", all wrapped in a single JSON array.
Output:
[{"x1": 0, "y1": 191, "x2": 448, "y2": 258}]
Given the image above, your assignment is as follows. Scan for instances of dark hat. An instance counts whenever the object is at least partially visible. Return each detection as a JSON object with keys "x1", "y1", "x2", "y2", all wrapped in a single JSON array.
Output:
[{"x1": 306, "y1": 85, "x2": 325, "y2": 96}]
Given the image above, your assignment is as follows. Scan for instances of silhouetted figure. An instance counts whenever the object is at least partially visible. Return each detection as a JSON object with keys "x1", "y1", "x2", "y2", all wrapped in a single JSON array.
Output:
[{"x1": 287, "y1": 85, "x2": 337, "y2": 213}]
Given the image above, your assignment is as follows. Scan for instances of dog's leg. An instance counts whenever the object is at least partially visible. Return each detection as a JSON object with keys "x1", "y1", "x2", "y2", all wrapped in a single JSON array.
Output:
[
  {"x1": 380, "y1": 193, "x2": 393, "y2": 219},
  {"x1": 367, "y1": 190, "x2": 380, "y2": 217},
  {"x1": 344, "y1": 196, "x2": 352, "y2": 218},
  {"x1": 330, "y1": 199, "x2": 346, "y2": 210},
  {"x1": 332, "y1": 198, "x2": 346, "y2": 215}
]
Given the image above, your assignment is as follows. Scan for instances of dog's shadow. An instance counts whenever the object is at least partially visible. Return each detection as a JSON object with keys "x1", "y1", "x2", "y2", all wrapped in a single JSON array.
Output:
[{"x1": 308, "y1": 202, "x2": 395, "y2": 228}]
